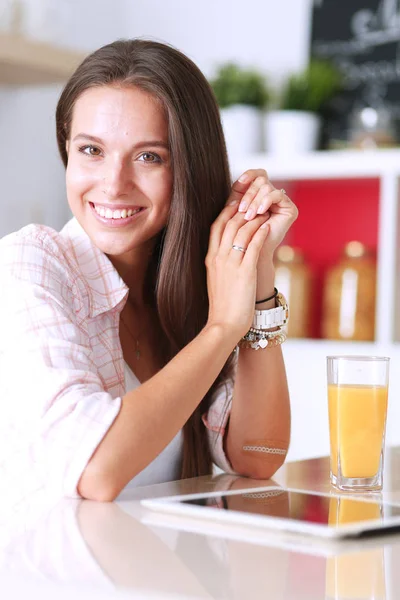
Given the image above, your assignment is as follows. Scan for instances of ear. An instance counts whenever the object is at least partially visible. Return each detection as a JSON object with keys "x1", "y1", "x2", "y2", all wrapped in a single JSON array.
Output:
[{"x1": 65, "y1": 140, "x2": 70, "y2": 155}]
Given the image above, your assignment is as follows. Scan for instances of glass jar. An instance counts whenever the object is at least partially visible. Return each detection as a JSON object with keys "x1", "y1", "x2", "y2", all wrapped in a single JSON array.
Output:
[
  {"x1": 322, "y1": 241, "x2": 376, "y2": 341},
  {"x1": 274, "y1": 245, "x2": 312, "y2": 338}
]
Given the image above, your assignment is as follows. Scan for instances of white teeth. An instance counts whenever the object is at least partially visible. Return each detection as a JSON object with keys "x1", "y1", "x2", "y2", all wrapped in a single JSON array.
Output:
[{"x1": 93, "y1": 204, "x2": 141, "y2": 219}]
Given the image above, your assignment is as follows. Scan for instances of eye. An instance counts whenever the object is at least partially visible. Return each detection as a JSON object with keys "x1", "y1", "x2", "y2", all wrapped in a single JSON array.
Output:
[
  {"x1": 138, "y1": 152, "x2": 161, "y2": 163},
  {"x1": 79, "y1": 144, "x2": 102, "y2": 157}
]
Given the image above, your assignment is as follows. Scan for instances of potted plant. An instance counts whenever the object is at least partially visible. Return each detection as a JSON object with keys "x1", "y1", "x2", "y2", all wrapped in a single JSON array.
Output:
[
  {"x1": 210, "y1": 63, "x2": 270, "y2": 156},
  {"x1": 264, "y1": 59, "x2": 342, "y2": 154}
]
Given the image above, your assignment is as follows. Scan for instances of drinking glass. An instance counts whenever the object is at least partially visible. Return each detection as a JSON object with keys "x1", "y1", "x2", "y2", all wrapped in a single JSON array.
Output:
[{"x1": 327, "y1": 356, "x2": 389, "y2": 491}]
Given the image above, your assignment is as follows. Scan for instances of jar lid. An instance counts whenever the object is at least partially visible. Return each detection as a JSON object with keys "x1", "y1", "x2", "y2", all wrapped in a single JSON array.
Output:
[
  {"x1": 344, "y1": 241, "x2": 367, "y2": 258},
  {"x1": 276, "y1": 245, "x2": 303, "y2": 263}
]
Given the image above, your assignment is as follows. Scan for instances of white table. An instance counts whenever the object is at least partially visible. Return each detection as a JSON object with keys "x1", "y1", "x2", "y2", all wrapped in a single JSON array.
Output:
[{"x1": 2, "y1": 449, "x2": 400, "y2": 599}]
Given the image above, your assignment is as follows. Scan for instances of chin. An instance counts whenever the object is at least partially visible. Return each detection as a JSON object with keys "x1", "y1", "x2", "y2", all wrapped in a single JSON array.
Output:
[{"x1": 91, "y1": 230, "x2": 141, "y2": 256}]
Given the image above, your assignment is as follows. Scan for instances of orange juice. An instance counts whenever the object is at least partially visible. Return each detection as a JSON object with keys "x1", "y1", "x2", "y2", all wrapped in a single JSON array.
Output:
[
  {"x1": 328, "y1": 384, "x2": 388, "y2": 478},
  {"x1": 326, "y1": 497, "x2": 385, "y2": 599}
]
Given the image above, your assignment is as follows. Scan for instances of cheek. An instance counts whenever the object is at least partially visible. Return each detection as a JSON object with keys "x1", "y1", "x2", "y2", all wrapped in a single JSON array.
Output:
[
  {"x1": 159, "y1": 180, "x2": 173, "y2": 220},
  {"x1": 140, "y1": 169, "x2": 173, "y2": 212},
  {"x1": 161, "y1": 177, "x2": 173, "y2": 209},
  {"x1": 66, "y1": 160, "x2": 96, "y2": 197},
  {"x1": 158, "y1": 169, "x2": 173, "y2": 203}
]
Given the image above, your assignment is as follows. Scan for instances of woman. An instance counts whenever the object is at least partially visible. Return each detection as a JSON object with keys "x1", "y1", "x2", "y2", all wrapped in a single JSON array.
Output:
[{"x1": 0, "y1": 39, "x2": 297, "y2": 502}]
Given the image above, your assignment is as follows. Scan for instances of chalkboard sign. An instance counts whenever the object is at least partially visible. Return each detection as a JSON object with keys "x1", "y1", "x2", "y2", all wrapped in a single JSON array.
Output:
[{"x1": 310, "y1": 0, "x2": 400, "y2": 145}]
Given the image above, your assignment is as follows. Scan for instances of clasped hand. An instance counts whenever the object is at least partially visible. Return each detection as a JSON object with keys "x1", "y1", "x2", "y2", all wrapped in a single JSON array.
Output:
[{"x1": 205, "y1": 169, "x2": 298, "y2": 340}]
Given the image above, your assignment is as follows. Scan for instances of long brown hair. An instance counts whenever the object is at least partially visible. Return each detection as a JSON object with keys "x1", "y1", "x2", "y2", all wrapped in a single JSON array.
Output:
[{"x1": 56, "y1": 39, "x2": 235, "y2": 478}]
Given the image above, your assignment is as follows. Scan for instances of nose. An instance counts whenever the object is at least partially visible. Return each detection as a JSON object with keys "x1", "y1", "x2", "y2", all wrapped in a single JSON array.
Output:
[{"x1": 102, "y1": 157, "x2": 133, "y2": 200}]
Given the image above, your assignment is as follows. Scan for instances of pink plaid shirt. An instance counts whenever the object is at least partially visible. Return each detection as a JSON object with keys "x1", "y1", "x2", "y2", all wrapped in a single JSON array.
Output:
[{"x1": 0, "y1": 218, "x2": 233, "y2": 500}]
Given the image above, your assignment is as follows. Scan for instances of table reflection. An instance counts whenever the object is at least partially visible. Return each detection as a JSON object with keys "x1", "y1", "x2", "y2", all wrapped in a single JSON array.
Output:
[
  {"x1": 328, "y1": 495, "x2": 383, "y2": 526},
  {"x1": 0, "y1": 474, "x2": 397, "y2": 600},
  {"x1": 0, "y1": 475, "x2": 291, "y2": 599},
  {"x1": 326, "y1": 550, "x2": 386, "y2": 599},
  {"x1": 326, "y1": 495, "x2": 386, "y2": 600}
]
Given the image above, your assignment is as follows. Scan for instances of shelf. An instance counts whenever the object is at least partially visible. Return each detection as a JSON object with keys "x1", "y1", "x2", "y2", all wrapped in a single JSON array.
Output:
[
  {"x1": 283, "y1": 178, "x2": 380, "y2": 340},
  {"x1": 230, "y1": 150, "x2": 400, "y2": 345},
  {"x1": 229, "y1": 149, "x2": 400, "y2": 462},
  {"x1": 231, "y1": 148, "x2": 400, "y2": 180},
  {"x1": 0, "y1": 34, "x2": 86, "y2": 85}
]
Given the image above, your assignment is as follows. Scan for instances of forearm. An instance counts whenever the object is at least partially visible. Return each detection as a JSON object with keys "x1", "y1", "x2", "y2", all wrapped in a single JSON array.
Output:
[
  {"x1": 226, "y1": 345, "x2": 290, "y2": 478},
  {"x1": 78, "y1": 324, "x2": 237, "y2": 501},
  {"x1": 226, "y1": 263, "x2": 291, "y2": 479}
]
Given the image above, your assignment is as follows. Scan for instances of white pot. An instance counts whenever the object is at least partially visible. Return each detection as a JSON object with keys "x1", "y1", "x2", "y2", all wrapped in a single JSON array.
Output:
[
  {"x1": 221, "y1": 105, "x2": 263, "y2": 158},
  {"x1": 264, "y1": 110, "x2": 321, "y2": 155}
]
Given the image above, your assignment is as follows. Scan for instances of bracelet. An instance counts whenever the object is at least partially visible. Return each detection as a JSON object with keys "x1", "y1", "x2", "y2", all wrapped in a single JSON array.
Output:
[
  {"x1": 242, "y1": 327, "x2": 287, "y2": 342},
  {"x1": 239, "y1": 330, "x2": 287, "y2": 350},
  {"x1": 255, "y1": 287, "x2": 278, "y2": 305},
  {"x1": 245, "y1": 326, "x2": 284, "y2": 338}
]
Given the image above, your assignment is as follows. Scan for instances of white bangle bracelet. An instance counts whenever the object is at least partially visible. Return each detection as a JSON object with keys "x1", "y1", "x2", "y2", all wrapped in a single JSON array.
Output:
[{"x1": 252, "y1": 291, "x2": 289, "y2": 329}]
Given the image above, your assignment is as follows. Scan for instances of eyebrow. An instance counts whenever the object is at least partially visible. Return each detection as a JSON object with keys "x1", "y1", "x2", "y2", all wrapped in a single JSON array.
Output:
[{"x1": 72, "y1": 133, "x2": 169, "y2": 150}]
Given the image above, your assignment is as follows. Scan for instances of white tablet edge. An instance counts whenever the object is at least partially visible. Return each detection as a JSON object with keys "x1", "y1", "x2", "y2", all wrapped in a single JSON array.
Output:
[{"x1": 140, "y1": 486, "x2": 400, "y2": 540}]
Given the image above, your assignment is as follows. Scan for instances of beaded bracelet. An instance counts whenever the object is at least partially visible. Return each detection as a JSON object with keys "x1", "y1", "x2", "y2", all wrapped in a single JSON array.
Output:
[
  {"x1": 239, "y1": 329, "x2": 287, "y2": 350},
  {"x1": 246, "y1": 326, "x2": 284, "y2": 337}
]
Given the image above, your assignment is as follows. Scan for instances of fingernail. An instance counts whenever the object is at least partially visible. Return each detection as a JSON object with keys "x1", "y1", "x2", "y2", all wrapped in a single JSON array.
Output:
[
  {"x1": 229, "y1": 200, "x2": 238, "y2": 206},
  {"x1": 257, "y1": 204, "x2": 265, "y2": 214},
  {"x1": 261, "y1": 222, "x2": 269, "y2": 229},
  {"x1": 238, "y1": 173, "x2": 249, "y2": 183},
  {"x1": 244, "y1": 208, "x2": 255, "y2": 220},
  {"x1": 238, "y1": 201, "x2": 247, "y2": 212}
]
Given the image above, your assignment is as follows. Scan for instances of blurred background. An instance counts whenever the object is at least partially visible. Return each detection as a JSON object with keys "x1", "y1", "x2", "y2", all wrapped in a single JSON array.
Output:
[
  {"x1": 2, "y1": 0, "x2": 400, "y2": 462},
  {"x1": 0, "y1": 0, "x2": 314, "y2": 237}
]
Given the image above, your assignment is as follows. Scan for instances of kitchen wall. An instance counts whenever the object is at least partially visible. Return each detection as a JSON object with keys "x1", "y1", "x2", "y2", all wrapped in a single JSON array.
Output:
[
  {"x1": 127, "y1": 0, "x2": 313, "y2": 82},
  {"x1": 0, "y1": 0, "x2": 134, "y2": 238},
  {"x1": 0, "y1": 0, "x2": 313, "y2": 237}
]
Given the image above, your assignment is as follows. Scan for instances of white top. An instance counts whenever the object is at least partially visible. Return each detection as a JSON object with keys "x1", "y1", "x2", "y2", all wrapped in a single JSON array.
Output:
[
  {"x1": 0, "y1": 218, "x2": 232, "y2": 506},
  {"x1": 123, "y1": 362, "x2": 183, "y2": 489}
]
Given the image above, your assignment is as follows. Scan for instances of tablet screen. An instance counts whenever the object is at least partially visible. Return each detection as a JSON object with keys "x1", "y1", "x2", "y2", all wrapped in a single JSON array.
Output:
[{"x1": 180, "y1": 489, "x2": 400, "y2": 529}]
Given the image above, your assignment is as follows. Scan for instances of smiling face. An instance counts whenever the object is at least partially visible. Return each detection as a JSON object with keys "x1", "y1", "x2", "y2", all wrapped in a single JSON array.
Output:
[{"x1": 66, "y1": 85, "x2": 173, "y2": 259}]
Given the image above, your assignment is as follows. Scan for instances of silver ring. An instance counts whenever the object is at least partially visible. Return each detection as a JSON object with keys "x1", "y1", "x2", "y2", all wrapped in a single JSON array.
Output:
[
  {"x1": 232, "y1": 244, "x2": 247, "y2": 253},
  {"x1": 281, "y1": 188, "x2": 287, "y2": 196}
]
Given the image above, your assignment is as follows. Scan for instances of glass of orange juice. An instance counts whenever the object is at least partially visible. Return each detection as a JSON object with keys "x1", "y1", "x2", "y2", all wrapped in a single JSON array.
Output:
[{"x1": 327, "y1": 356, "x2": 390, "y2": 491}]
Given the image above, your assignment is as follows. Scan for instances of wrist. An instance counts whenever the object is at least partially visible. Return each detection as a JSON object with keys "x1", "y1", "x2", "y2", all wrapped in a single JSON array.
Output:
[
  {"x1": 256, "y1": 262, "x2": 275, "y2": 305},
  {"x1": 255, "y1": 291, "x2": 277, "y2": 310},
  {"x1": 202, "y1": 321, "x2": 239, "y2": 352}
]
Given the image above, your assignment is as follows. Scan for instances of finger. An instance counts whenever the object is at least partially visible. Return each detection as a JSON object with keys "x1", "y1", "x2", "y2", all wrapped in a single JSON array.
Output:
[
  {"x1": 226, "y1": 169, "x2": 268, "y2": 207},
  {"x1": 207, "y1": 202, "x2": 240, "y2": 257},
  {"x1": 230, "y1": 243, "x2": 247, "y2": 262},
  {"x1": 221, "y1": 213, "x2": 268, "y2": 256},
  {"x1": 238, "y1": 175, "x2": 272, "y2": 214},
  {"x1": 243, "y1": 182, "x2": 276, "y2": 221},
  {"x1": 262, "y1": 188, "x2": 298, "y2": 219},
  {"x1": 242, "y1": 222, "x2": 270, "y2": 266},
  {"x1": 219, "y1": 213, "x2": 249, "y2": 256}
]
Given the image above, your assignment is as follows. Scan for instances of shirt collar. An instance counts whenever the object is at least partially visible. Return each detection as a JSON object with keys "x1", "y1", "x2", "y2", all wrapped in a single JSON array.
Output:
[{"x1": 62, "y1": 218, "x2": 129, "y2": 318}]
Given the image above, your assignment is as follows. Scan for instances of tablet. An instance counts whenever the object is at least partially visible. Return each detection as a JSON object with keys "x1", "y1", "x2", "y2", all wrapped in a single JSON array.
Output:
[{"x1": 141, "y1": 486, "x2": 400, "y2": 540}]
